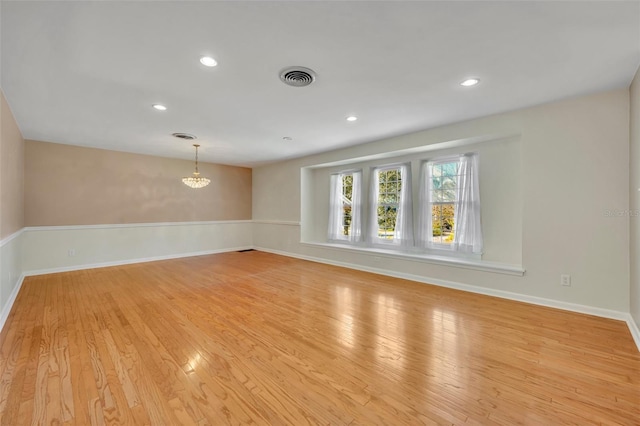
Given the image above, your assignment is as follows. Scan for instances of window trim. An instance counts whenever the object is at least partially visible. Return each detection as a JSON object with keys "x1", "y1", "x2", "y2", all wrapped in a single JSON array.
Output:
[
  {"x1": 369, "y1": 162, "x2": 413, "y2": 248},
  {"x1": 419, "y1": 152, "x2": 483, "y2": 255}
]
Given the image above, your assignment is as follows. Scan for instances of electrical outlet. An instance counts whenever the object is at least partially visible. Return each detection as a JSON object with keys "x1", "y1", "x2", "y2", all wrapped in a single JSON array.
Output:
[
  {"x1": 68, "y1": 249, "x2": 76, "y2": 257},
  {"x1": 560, "y1": 274, "x2": 571, "y2": 286}
]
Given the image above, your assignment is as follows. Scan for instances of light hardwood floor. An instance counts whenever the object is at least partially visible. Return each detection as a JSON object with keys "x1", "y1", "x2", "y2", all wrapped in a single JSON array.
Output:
[{"x1": 0, "y1": 251, "x2": 638, "y2": 425}]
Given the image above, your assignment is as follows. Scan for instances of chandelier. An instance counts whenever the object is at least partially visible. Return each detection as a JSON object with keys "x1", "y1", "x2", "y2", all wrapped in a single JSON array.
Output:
[{"x1": 182, "y1": 144, "x2": 211, "y2": 189}]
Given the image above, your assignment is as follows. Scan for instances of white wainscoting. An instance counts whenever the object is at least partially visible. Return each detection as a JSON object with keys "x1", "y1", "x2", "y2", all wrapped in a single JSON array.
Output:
[
  {"x1": 1, "y1": 221, "x2": 254, "y2": 331},
  {"x1": 22, "y1": 221, "x2": 253, "y2": 274},
  {"x1": 0, "y1": 229, "x2": 24, "y2": 332}
]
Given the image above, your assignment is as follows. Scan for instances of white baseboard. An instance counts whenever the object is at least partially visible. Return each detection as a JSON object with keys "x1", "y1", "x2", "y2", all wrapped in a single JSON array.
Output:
[
  {"x1": 626, "y1": 315, "x2": 640, "y2": 351},
  {"x1": 0, "y1": 273, "x2": 26, "y2": 333},
  {"x1": 24, "y1": 246, "x2": 253, "y2": 276},
  {"x1": 254, "y1": 246, "x2": 640, "y2": 351}
]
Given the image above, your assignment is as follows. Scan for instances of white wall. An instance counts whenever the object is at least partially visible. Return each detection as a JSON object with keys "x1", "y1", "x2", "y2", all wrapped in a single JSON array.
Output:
[
  {"x1": 254, "y1": 89, "x2": 630, "y2": 313},
  {"x1": 629, "y1": 67, "x2": 640, "y2": 333},
  {"x1": 22, "y1": 221, "x2": 253, "y2": 274}
]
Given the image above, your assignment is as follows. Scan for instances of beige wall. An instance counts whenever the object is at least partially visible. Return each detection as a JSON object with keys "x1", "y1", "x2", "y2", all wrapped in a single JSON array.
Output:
[
  {"x1": 0, "y1": 90, "x2": 25, "y2": 320},
  {"x1": 630, "y1": 67, "x2": 640, "y2": 328},
  {"x1": 25, "y1": 140, "x2": 251, "y2": 226},
  {"x1": 0, "y1": 91, "x2": 25, "y2": 239}
]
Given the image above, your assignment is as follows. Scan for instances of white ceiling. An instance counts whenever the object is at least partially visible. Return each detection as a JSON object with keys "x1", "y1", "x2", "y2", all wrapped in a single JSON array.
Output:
[{"x1": 1, "y1": 1, "x2": 639, "y2": 167}]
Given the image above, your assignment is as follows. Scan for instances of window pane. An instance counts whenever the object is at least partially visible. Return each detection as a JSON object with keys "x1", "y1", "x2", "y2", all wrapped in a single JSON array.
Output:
[
  {"x1": 430, "y1": 200, "x2": 455, "y2": 244},
  {"x1": 442, "y1": 203, "x2": 454, "y2": 231},
  {"x1": 343, "y1": 181, "x2": 353, "y2": 201},
  {"x1": 431, "y1": 204, "x2": 441, "y2": 220},
  {"x1": 442, "y1": 189, "x2": 456, "y2": 202},
  {"x1": 378, "y1": 181, "x2": 387, "y2": 195},
  {"x1": 441, "y1": 176, "x2": 457, "y2": 190},
  {"x1": 377, "y1": 205, "x2": 397, "y2": 239},
  {"x1": 432, "y1": 164, "x2": 442, "y2": 178},
  {"x1": 441, "y1": 162, "x2": 458, "y2": 177},
  {"x1": 431, "y1": 204, "x2": 443, "y2": 238},
  {"x1": 342, "y1": 206, "x2": 352, "y2": 236}
]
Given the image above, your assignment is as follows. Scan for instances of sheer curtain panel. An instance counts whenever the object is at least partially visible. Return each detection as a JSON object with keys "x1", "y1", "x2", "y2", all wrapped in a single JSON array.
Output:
[
  {"x1": 453, "y1": 154, "x2": 483, "y2": 253},
  {"x1": 394, "y1": 164, "x2": 414, "y2": 248},
  {"x1": 350, "y1": 171, "x2": 363, "y2": 242},
  {"x1": 417, "y1": 162, "x2": 433, "y2": 248},
  {"x1": 327, "y1": 173, "x2": 343, "y2": 241}
]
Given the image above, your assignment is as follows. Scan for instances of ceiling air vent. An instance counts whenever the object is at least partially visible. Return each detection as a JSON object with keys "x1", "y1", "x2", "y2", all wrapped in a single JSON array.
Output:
[
  {"x1": 172, "y1": 132, "x2": 197, "y2": 140},
  {"x1": 279, "y1": 66, "x2": 316, "y2": 87}
]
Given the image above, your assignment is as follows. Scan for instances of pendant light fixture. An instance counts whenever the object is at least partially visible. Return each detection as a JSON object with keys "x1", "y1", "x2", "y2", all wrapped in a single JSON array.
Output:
[{"x1": 182, "y1": 144, "x2": 210, "y2": 189}]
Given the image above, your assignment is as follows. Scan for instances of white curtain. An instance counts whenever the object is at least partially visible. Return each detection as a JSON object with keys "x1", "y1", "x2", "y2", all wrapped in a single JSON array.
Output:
[
  {"x1": 453, "y1": 154, "x2": 483, "y2": 253},
  {"x1": 367, "y1": 168, "x2": 380, "y2": 245},
  {"x1": 394, "y1": 164, "x2": 414, "y2": 248},
  {"x1": 350, "y1": 171, "x2": 363, "y2": 242},
  {"x1": 328, "y1": 171, "x2": 363, "y2": 242},
  {"x1": 327, "y1": 173, "x2": 343, "y2": 241},
  {"x1": 416, "y1": 162, "x2": 433, "y2": 248}
]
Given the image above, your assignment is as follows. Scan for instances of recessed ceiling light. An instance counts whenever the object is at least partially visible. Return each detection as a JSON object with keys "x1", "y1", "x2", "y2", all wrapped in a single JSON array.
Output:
[
  {"x1": 346, "y1": 116, "x2": 358, "y2": 122},
  {"x1": 200, "y1": 56, "x2": 218, "y2": 67},
  {"x1": 152, "y1": 104, "x2": 167, "y2": 111},
  {"x1": 282, "y1": 136, "x2": 292, "y2": 141},
  {"x1": 460, "y1": 78, "x2": 480, "y2": 87}
]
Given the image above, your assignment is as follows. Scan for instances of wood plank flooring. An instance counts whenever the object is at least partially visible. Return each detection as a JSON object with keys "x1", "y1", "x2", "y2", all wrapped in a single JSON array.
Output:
[{"x1": 0, "y1": 251, "x2": 638, "y2": 425}]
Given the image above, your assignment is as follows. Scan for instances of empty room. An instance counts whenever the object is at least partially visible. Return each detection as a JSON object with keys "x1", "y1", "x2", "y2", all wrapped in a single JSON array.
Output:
[{"x1": 1, "y1": 1, "x2": 639, "y2": 424}]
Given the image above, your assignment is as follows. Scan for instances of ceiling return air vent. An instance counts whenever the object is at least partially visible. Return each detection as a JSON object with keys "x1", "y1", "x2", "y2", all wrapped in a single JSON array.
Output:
[
  {"x1": 172, "y1": 132, "x2": 197, "y2": 140},
  {"x1": 279, "y1": 66, "x2": 316, "y2": 87}
]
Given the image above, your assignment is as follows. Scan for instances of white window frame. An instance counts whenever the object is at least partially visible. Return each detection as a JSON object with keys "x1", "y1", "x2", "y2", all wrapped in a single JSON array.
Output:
[
  {"x1": 368, "y1": 163, "x2": 413, "y2": 248},
  {"x1": 418, "y1": 153, "x2": 483, "y2": 256}
]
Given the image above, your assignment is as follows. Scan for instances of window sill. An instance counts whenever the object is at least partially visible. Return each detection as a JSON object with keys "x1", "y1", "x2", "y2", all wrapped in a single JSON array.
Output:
[{"x1": 300, "y1": 241, "x2": 525, "y2": 276}]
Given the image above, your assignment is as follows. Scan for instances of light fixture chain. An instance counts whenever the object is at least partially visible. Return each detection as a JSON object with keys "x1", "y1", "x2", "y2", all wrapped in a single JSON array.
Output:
[
  {"x1": 182, "y1": 143, "x2": 210, "y2": 189},
  {"x1": 195, "y1": 144, "x2": 199, "y2": 173}
]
